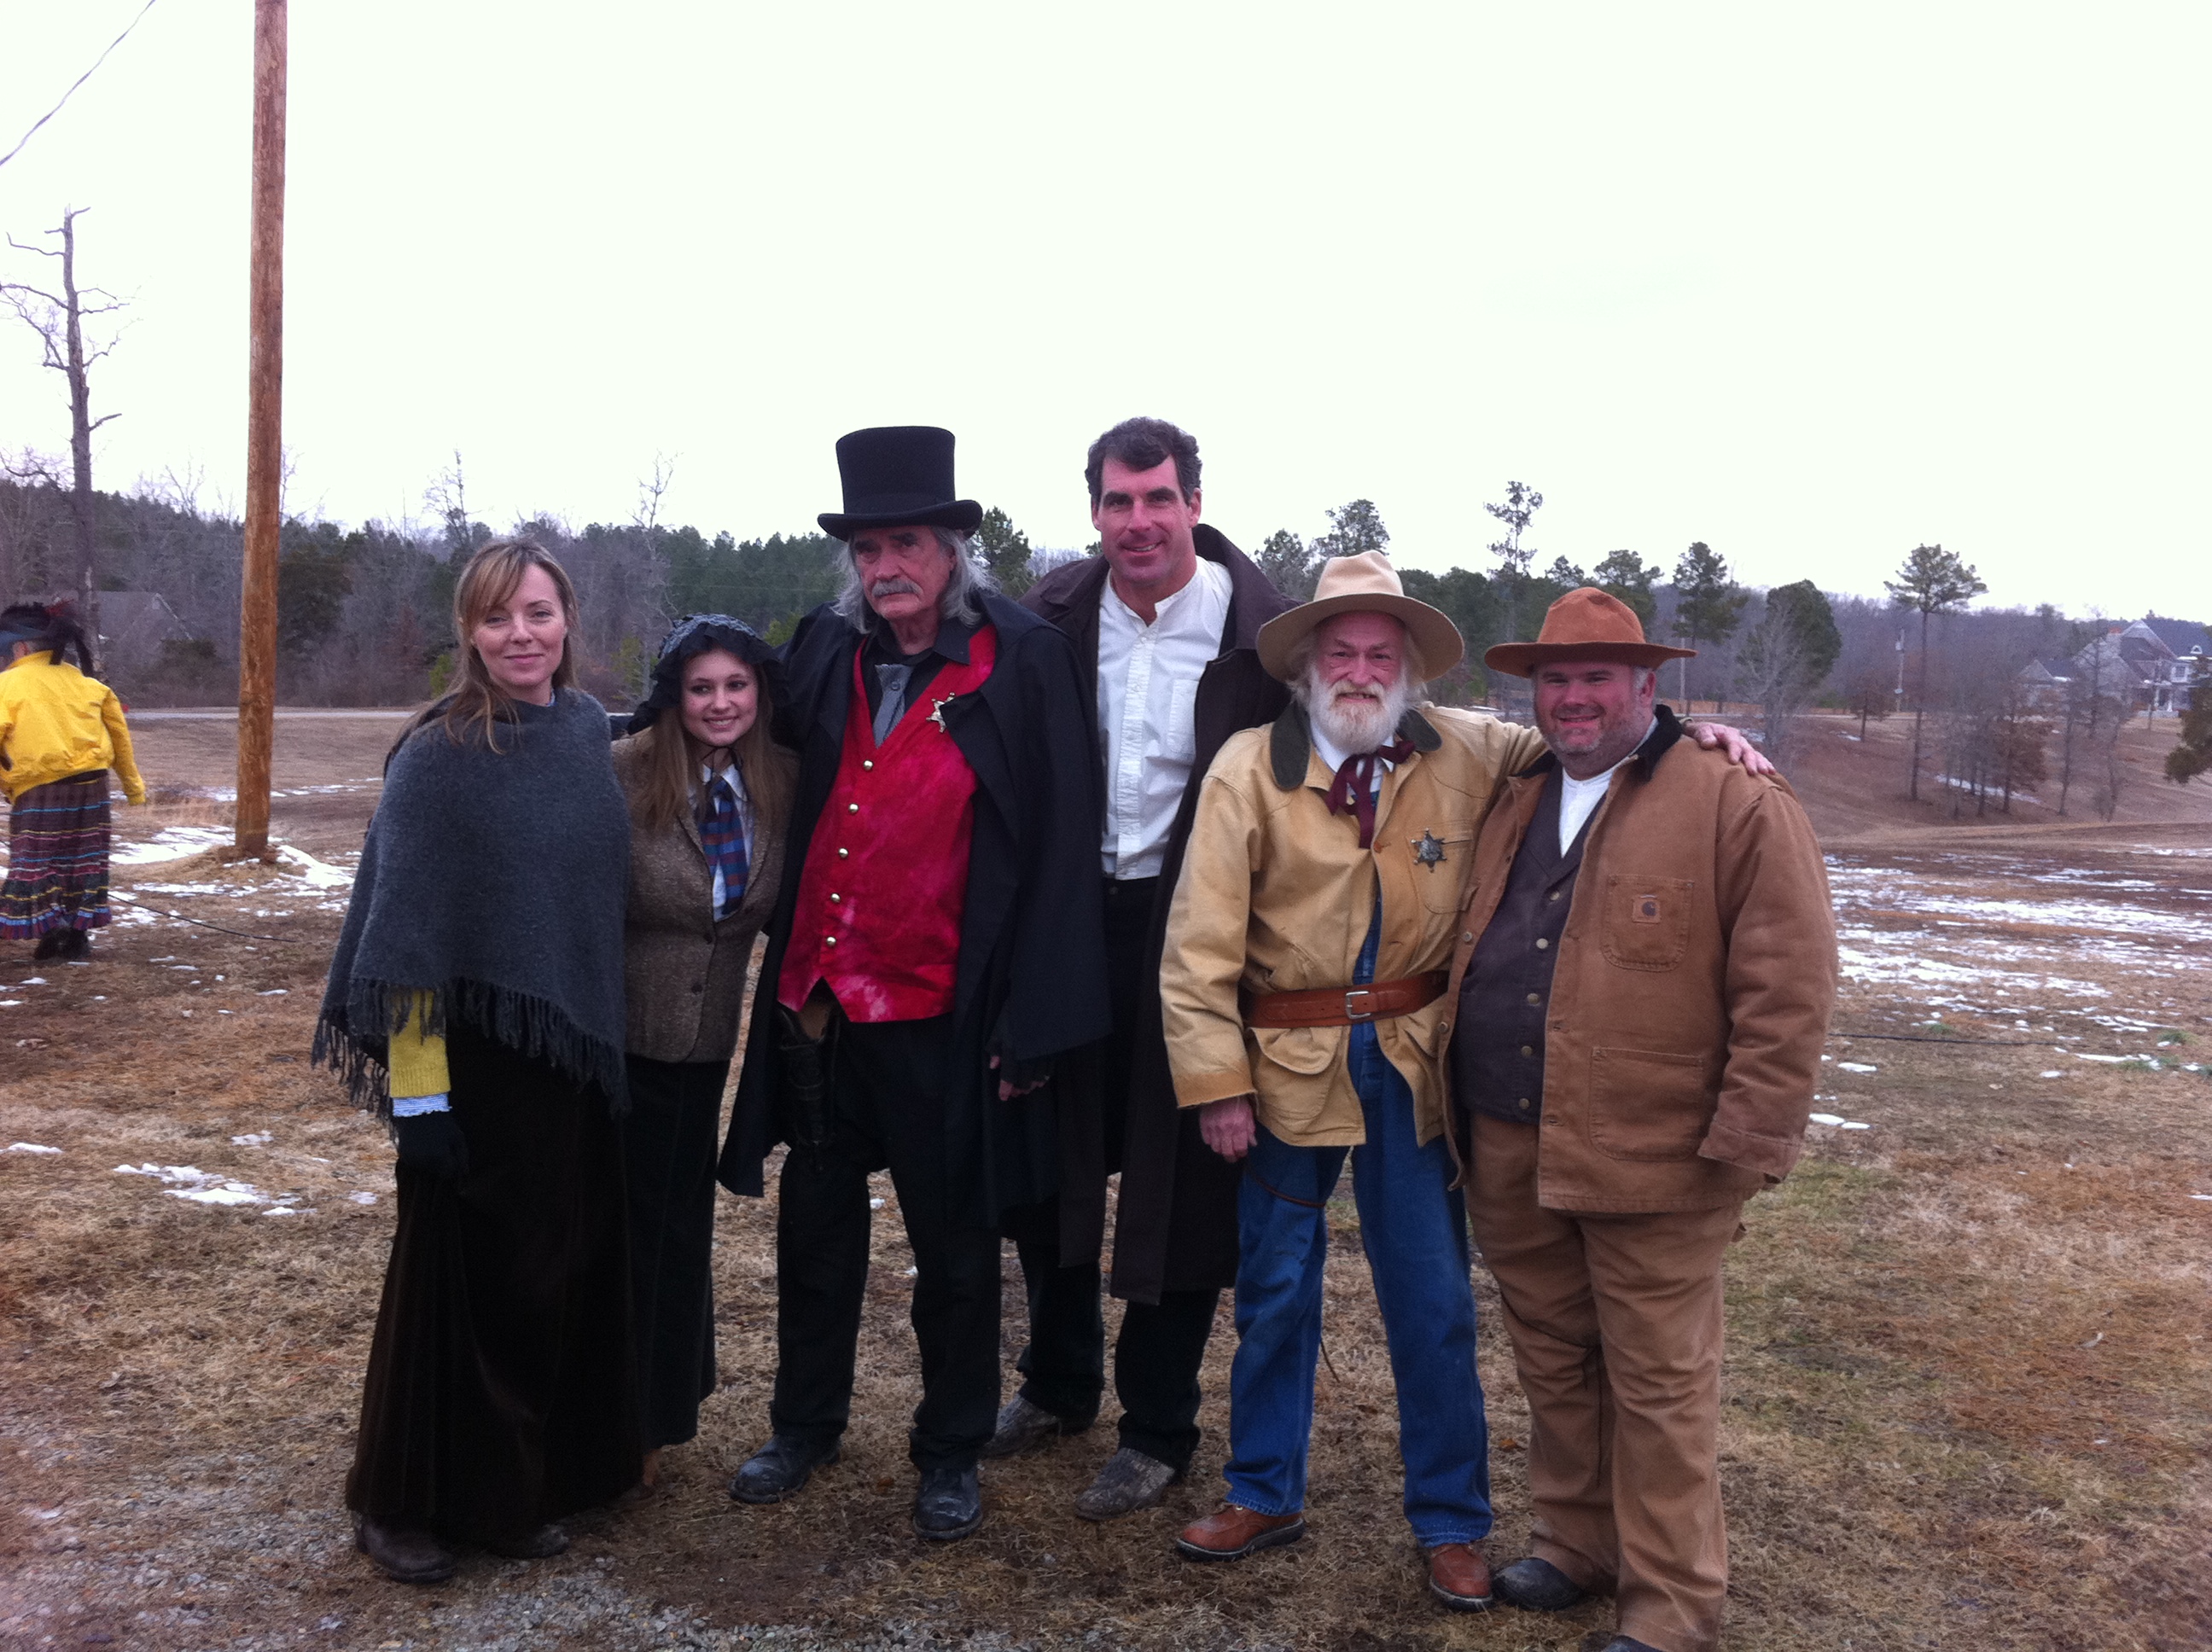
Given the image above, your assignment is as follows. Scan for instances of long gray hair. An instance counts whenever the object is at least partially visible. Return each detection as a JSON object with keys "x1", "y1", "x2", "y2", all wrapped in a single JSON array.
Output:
[{"x1": 831, "y1": 526, "x2": 994, "y2": 634}]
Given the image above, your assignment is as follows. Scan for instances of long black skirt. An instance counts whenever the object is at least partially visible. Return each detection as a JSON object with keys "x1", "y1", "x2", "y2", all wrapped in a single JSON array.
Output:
[
  {"x1": 346, "y1": 1024, "x2": 642, "y2": 1540},
  {"x1": 620, "y1": 1053, "x2": 730, "y2": 1449}
]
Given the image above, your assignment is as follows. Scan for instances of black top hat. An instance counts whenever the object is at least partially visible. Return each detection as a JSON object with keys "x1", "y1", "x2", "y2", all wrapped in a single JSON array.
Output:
[{"x1": 818, "y1": 425, "x2": 984, "y2": 541}]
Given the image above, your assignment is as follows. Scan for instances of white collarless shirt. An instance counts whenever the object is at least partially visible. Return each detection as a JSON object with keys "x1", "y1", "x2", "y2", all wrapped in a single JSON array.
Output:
[
  {"x1": 1097, "y1": 556, "x2": 1233, "y2": 879},
  {"x1": 1556, "y1": 718, "x2": 1654, "y2": 854}
]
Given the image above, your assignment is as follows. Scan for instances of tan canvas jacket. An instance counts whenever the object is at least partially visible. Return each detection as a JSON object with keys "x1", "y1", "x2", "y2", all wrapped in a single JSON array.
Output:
[
  {"x1": 1441, "y1": 723, "x2": 1838, "y2": 1211},
  {"x1": 613, "y1": 735, "x2": 793, "y2": 1065},
  {"x1": 1162, "y1": 704, "x2": 1545, "y2": 1147}
]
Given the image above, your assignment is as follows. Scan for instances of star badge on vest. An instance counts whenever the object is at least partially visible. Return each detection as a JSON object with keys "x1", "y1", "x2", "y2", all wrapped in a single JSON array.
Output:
[
  {"x1": 928, "y1": 694, "x2": 958, "y2": 734},
  {"x1": 1412, "y1": 830, "x2": 1448, "y2": 870}
]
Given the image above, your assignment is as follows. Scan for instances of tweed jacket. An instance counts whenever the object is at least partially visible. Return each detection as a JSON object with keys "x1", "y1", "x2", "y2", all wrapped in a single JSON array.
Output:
[
  {"x1": 1162, "y1": 702, "x2": 1545, "y2": 1148},
  {"x1": 611, "y1": 735, "x2": 795, "y2": 1065},
  {"x1": 1442, "y1": 718, "x2": 1837, "y2": 1211}
]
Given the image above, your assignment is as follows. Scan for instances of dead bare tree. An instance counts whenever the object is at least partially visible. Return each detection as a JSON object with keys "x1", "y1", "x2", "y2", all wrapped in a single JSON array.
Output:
[{"x1": 2, "y1": 208, "x2": 128, "y2": 666}]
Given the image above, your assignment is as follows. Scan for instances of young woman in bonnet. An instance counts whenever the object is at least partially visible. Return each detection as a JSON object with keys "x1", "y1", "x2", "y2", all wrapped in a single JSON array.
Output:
[
  {"x1": 611, "y1": 614, "x2": 795, "y2": 1492},
  {"x1": 316, "y1": 540, "x2": 640, "y2": 1583}
]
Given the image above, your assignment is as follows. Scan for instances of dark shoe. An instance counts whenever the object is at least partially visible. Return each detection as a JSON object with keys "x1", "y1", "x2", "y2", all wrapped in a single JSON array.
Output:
[
  {"x1": 352, "y1": 1514, "x2": 457, "y2": 1585},
  {"x1": 1073, "y1": 1446, "x2": 1179, "y2": 1521},
  {"x1": 1426, "y1": 1542, "x2": 1495, "y2": 1611},
  {"x1": 1174, "y1": 1501, "x2": 1305, "y2": 1561},
  {"x1": 911, "y1": 1463, "x2": 982, "y2": 1540},
  {"x1": 1600, "y1": 1640, "x2": 1664, "y2": 1652},
  {"x1": 32, "y1": 930, "x2": 62, "y2": 961},
  {"x1": 1493, "y1": 1555, "x2": 1589, "y2": 1612},
  {"x1": 980, "y1": 1393, "x2": 1093, "y2": 1458},
  {"x1": 60, "y1": 928, "x2": 89, "y2": 960},
  {"x1": 482, "y1": 1523, "x2": 568, "y2": 1560},
  {"x1": 729, "y1": 1434, "x2": 841, "y2": 1504}
]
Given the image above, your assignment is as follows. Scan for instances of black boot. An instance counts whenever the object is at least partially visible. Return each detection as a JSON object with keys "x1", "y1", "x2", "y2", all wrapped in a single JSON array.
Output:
[
  {"x1": 912, "y1": 1463, "x2": 982, "y2": 1540},
  {"x1": 728, "y1": 1434, "x2": 841, "y2": 1504},
  {"x1": 32, "y1": 929, "x2": 62, "y2": 961}
]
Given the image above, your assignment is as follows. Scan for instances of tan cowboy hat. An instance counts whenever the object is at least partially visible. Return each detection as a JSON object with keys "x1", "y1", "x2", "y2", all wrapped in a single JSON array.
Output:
[
  {"x1": 1483, "y1": 586, "x2": 1697, "y2": 678},
  {"x1": 1255, "y1": 551, "x2": 1465, "y2": 683}
]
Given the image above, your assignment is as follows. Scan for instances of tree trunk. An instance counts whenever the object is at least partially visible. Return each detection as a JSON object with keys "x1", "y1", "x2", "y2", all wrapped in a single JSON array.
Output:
[
  {"x1": 1907, "y1": 606, "x2": 1930, "y2": 800},
  {"x1": 55, "y1": 213, "x2": 101, "y2": 675}
]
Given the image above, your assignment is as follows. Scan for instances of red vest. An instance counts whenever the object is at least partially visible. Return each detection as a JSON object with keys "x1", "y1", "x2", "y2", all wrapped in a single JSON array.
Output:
[{"x1": 778, "y1": 626, "x2": 998, "y2": 1022}]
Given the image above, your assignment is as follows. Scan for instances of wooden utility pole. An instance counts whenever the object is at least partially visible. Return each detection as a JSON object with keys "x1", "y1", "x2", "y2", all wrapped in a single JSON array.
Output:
[{"x1": 235, "y1": 0, "x2": 286, "y2": 858}]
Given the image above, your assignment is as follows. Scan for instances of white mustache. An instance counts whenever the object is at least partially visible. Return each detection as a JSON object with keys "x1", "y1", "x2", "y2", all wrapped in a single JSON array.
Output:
[{"x1": 868, "y1": 577, "x2": 923, "y2": 600}]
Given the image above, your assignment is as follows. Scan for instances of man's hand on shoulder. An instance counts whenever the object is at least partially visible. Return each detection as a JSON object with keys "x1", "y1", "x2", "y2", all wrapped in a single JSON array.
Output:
[
  {"x1": 1200, "y1": 1094, "x2": 1258, "y2": 1161},
  {"x1": 1689, "y1": 720, "x2": 1775, "y2": 777}
]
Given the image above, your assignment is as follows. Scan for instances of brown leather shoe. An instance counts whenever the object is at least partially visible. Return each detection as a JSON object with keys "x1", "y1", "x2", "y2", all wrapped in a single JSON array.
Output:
[
  {"x1": 352, "y1": 1514, "x2": 457, "y2": 1585},
  {"x1": 1426, "y1": 1542, "x2": 1495, "y2": 1611},
  {"x1": 1174, "y1": 1501, "x2": 1306, "y2": 1561}
]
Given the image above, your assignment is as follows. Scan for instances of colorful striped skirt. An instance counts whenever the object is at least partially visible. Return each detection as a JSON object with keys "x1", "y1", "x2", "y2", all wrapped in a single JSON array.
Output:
[{"x1": 0, "y1": 771, "x2": 113, "y2": 939}]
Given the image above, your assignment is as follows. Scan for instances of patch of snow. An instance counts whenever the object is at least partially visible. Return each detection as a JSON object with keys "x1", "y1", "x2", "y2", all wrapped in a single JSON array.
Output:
[
  {"x1": 230, "y1": 1132, "x2": 272, "y2": 1147},
  {"x1": 347, "y1": 1190, "x2": 377, "y2": 1205},
  {"x1": 7, "y1": 1143, "x2": 61, "y2": 1155},
  {"x1": 276, "y1": 844, "x2": 353, "y2": 889},
  {"x1": 19, "y1": 976, "x2": 46, "y2": 986},
  {"x1": 112, "y1": 826, "x2": 234, "y2": 865},
  {"x1": 1837, "y1": 1062, "x2": 1878, "y2": 1073},
  {"x1": 112, "y1": 1162, "x2": 271, "y2": 1207},
  {"x1": 2039, "y1": 1070, "x2": 2064, "y2": 1078},
  {"x1": 0, "y1": 1001, "x2": 21, "y2": 1009}
]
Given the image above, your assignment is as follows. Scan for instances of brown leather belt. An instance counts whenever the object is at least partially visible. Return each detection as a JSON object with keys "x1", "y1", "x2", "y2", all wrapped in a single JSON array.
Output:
[{"x1": 1239, "y1": 971, "x2": 1449, "y2": 1029}]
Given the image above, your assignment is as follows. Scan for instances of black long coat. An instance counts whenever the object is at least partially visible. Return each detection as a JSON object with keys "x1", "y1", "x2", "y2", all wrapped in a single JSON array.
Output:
[
  {"x1": 715, "y1": 593, "x2": 1111, "y2": 1228},
  {"x1": 1021, "y1": 525, "x2": 1294, "y2": 1303}
]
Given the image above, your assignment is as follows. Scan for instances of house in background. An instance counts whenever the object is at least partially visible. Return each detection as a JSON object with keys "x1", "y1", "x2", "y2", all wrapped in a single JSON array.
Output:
[
  {"x1": 2071, "y1": 616, "x2": 2211, "y2": 717},
  {"x1": 96, "y1": 590, "x2": 195, "y2": 676}
]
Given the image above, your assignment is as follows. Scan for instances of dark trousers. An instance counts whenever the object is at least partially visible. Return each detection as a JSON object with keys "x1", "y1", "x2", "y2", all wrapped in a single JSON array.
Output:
[
  {"x1": 1007, "y1": 875, "x2": 1220, "y2": 1475},
  {"x1": 770, "y1": 1011, "x2": 1001, "y2": 1472},
  {"x1": 349, "y1": 1025, "x2": 642, "y2": 1539},
  {"x1": 620, "y1": 1053, "x2": 730, "y2": 1449}
]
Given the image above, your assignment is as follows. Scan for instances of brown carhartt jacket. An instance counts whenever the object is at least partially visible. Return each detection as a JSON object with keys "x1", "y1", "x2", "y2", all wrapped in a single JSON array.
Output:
[
  {"x1": 1164, "y1": 703, "x2": 1545, "y2": 1147},
  {"x1": 612, "y1": 735, "x2": 794, "y2": 1065},
  {"x1": 1441, "y1": 719, "x2": 1837, "y2": 1211}
]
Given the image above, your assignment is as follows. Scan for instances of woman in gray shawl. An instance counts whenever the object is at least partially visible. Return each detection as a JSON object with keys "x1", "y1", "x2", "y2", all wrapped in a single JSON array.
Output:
[
  {"x1": 316, "y1": 539, "x2": 639, "y2": 1584},
  {"x1": 612, "y1": 614, "x2": 794, "y2": 1491}
]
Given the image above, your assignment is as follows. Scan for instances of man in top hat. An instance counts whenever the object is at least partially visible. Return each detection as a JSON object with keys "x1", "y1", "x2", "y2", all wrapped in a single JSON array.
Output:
[
  {"x1": 988, "y1": 416, "x2": 1295, "y2": 1521},
  {"x1": 715, "y1": 426, "x2": 1109, "y2": 1541},
  {"x1": 1443, "y1": 589, "x2": 1835, "y2": 1652}
]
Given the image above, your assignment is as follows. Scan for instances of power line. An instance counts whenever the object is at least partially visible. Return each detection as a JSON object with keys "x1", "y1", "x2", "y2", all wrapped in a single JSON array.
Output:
[{"x1": 0, "y1": 1, "x2": 162, "y2": 175}]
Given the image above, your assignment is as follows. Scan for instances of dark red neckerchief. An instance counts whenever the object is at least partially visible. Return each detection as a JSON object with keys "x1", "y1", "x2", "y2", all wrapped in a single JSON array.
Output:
[{"x1": 1324, "y1": 740, "x2": 1414, "y2": 848}]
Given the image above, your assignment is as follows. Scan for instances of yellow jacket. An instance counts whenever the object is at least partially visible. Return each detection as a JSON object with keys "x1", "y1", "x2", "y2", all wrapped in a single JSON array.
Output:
[
  {"x1": 0, "y1": 651, "x2": 147, "y2": 805},
  {"x1": 1161, "y1": 704, "x2": 1545, "y2": 1147}
]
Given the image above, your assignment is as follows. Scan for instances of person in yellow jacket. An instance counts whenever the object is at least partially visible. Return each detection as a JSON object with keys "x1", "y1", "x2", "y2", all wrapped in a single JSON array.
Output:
[{"x1": 1, "y1": 602, "x2": 147, "y2": 960}]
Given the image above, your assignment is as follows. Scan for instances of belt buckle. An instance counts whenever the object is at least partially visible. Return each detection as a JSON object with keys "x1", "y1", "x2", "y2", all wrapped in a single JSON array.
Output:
[{"x1": 1343, "y1": 988, "x2": 1377, "y2": 1022}]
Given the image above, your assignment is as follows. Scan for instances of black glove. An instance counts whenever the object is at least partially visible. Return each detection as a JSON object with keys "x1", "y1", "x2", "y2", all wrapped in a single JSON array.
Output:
[{"x1": 393, "y1": 1111, "x2": 470, "y2": 1181}]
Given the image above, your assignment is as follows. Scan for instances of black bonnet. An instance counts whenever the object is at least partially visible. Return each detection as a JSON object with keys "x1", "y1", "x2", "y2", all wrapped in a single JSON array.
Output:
[{"x1": 626, "y1": 614, "x2": 781, "y2": 736}]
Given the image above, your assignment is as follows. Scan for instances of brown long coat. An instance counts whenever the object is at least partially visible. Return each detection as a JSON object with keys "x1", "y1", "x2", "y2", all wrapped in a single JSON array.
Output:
[
  {"x1": 1441, "y1": 715, "x2": 1837, "y2": 1212},
  {"x1": 1022, "y1": 525, "x2": 1294, "y2": 1303},
  {"x1": 610, "y1": 735, "x2": 794, "y2": 1065}
]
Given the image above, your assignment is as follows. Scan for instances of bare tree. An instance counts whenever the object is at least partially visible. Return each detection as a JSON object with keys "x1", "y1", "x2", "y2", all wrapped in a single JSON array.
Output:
[
  {"x1": 2, "y1": 208, "x2": 127, "y2": 665},
  {"x1": 1484, "y1": 480, "x2": 1543, "y2": 643}
]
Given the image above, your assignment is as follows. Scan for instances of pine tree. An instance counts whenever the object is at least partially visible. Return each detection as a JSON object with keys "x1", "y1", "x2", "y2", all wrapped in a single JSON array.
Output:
[
  {"x1": 2168, "y1": 667, "x2": 2212, "y2": 783},
  {"x1": 1883, "y1": 543, "x2": 1987, "y2": 800},
  {"x1": 975, "y1": 506, "x2": 1035, "y2": 596},
  {"x1": 1669, "y1": 542, "x2": 1748, "y2": 709}
]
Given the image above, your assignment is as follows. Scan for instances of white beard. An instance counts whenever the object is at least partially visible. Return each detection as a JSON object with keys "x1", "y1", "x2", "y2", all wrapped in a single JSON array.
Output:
[{"x1": 1303, "y1": 667, "x2": 1416, "y2": 753}]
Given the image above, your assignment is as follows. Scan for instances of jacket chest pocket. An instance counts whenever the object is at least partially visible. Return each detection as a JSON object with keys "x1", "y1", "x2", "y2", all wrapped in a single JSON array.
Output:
[
  {"x1": 1598, "y1": 875, "x2": 1694, "y2": 970},
  {"x1": 1401, "y1": 824, "x2": 1475, "y2": 911}
]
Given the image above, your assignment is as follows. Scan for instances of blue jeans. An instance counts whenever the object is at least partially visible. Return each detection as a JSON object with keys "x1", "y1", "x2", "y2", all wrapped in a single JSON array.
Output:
[{"x1": 1223, "y1": 1022, "x2": 1493, "y2": 1546}]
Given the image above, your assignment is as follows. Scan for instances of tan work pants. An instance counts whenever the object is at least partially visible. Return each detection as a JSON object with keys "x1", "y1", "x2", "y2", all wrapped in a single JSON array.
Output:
[{"x1": 1465, "y1": 1114, "x2": 1743, "y2": 1652}]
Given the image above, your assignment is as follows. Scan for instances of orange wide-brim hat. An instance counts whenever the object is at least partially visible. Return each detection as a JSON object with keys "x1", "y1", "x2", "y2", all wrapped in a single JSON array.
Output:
[
  {"x1": 1254, "y1": 551, "x2": 1465, "y2": 683},
  {"x1": 1483, "y1": 586, "x2": 1697, "y2": 678}
]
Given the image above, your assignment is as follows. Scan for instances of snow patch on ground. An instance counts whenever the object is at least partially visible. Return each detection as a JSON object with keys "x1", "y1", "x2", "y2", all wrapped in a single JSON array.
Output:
[
  {"x1": 111, "y1": 1163, "x2": 304, "y2": 1213},
  {"x1": 7, "y1": 1143, "x2": 61, "y2": 1155}
]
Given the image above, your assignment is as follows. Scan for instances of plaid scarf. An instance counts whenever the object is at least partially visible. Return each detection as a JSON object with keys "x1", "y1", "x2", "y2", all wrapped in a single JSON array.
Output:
[{"x1": 700, "y1": 765, "x2": 750, "y2": 920}]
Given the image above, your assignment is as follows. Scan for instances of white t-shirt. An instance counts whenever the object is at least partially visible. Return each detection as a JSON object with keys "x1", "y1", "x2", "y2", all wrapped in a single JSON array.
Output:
[{"x1": 1557, "y1": 718, "x2": 1655, "y2": 854}]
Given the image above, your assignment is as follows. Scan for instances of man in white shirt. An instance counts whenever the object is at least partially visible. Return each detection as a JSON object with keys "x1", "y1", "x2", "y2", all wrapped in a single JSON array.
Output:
[{"x1": 1002, "y1": 418, "x2": 1295, "y2": 1519}]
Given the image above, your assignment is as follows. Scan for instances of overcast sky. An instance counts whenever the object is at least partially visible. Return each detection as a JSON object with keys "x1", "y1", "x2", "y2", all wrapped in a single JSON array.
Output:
[{"x1": 1, "y1": 2, "x2": 2205, "y2": 620}]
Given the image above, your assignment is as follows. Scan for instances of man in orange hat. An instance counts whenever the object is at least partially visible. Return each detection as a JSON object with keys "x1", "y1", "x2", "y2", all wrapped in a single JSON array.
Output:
[
  {"x1": 1156, "y1": 561, "x2": 1765, "y2": 1609},
  {"x1": 1443, "y1": 588, "x2": 1837, "y2": 1652}
]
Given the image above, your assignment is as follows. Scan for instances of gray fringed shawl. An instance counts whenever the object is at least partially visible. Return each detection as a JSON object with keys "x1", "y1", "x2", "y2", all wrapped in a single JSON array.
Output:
[{"x1": 313, "y1": 689, "x2": 630, "y2": 1116}]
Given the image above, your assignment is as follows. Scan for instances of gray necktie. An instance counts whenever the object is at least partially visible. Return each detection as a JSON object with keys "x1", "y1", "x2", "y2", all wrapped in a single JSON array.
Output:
[{"x1": 873, "y1": 663, "x2": 912, "y2": 744}]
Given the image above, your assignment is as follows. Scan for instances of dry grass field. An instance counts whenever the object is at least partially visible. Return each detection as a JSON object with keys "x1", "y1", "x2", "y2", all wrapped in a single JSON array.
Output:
[{"x1": 2, "y1": 710, "x2": 2208, "y2": 1651}]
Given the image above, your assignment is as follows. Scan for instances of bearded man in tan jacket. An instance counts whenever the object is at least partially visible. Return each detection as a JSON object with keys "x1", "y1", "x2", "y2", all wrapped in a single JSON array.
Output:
[
  {"x1": 1158, "y1": 559, "x2": 1761, "y2": 1611},
  {"x1": 1444, "y1": 589, "x2": 1837, "y2": 1652}
]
